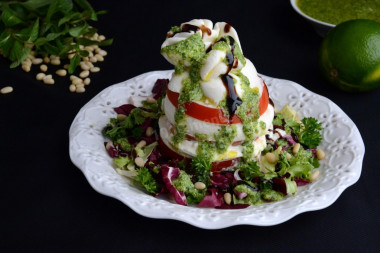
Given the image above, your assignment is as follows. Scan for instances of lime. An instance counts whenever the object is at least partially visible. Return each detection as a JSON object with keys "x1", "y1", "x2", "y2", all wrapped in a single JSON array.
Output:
[{"x1": 319, "y1": 19, "x2": 380, "y2": 92}]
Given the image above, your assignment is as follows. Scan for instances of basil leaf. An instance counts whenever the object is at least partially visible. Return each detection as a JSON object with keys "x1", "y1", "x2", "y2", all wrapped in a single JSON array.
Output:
[
  {"x1": 68, "y1": 53, "x2": 80, "y2": 74},
  {"x1": 28, "y1": 18, "x2": 39, "y2": 42},
  {"x1": 74, "y1": 0, "x2": 97, "y2": 21},
  {"x1": 0, "y1": 31, "x2": 11, "y2": 48},
  {"x1": 9, "y1": 40, "x2": 23, "y2": 62},
  {"x1": 1, "y1": 9, "x2": 23, "y2": 27},
  {"x1": 10, "y1": 46, "x2": 31, "y2": 68},
  {"x1": 69, "y1": 23, "x2": 88, "y2": 37}
]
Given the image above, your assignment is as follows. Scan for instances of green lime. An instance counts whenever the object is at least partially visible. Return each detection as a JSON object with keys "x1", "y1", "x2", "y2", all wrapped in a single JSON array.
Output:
[{"x1": 319, "y1": 19, "x2": 380, "y2": 92}]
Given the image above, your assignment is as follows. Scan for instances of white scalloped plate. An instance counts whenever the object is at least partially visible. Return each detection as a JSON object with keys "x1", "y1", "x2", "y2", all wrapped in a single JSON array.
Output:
[{"x1": 69, "y1": 70, "x2": 364, "y2": 228}]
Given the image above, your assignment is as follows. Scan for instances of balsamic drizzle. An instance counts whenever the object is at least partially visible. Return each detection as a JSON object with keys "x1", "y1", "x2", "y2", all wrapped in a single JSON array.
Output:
[{"x1": 222, "y1": 74, "x2": 242, "y2": 118}]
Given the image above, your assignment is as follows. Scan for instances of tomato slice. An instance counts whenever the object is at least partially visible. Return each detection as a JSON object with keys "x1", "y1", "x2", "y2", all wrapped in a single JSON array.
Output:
[
  {"x1": 166, "y1": 81, "x2": 269, "y2": 125},
  {"x1": 158, "y1": 137, "x2": 240, "y2": 172}
]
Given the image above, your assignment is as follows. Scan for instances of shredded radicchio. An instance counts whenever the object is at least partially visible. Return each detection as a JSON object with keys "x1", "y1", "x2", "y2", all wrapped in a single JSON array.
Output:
[
  {"x1": 114, "y1": 104, "x2": 136, "y2": 115},
  {"x1": 152, "y1": 79, "x2": 169, "y2": 99},
  {"x1": 197, "y1": 188, "x2": 223, "y2": 208},
  {"x1": 161, "y1": 166, "x2": 188, "y2": 206}
]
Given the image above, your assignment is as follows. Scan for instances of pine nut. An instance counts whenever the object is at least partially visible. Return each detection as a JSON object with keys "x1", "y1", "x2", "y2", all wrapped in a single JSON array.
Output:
[
  {"x1": 292, "y1": 143, "x2": 301, "y2": 154},
  {"x1": 56, "y1": 69, "x2": 67, "y2": 76},
  {"x1": 117, "y1": 114, "x2": 127, "y2": 120},
  {"x1": 51, "y1": 59, "x2": 61, "y2": 65},
  {"x1": 76, "y1": 86, "x2": 85, "y2": 93},
  {"x1": 84, "y1": 78, "x2": 91, "y2": 85},
  {"x1": 86, "y1": 61, "x2": 94, "y2": 68},
  {"x1": 43, "y1": 56, "x2": 50, "y2": 63},
  {"x1": 72, "y1": 78, "x2": 83, "y2": 85},
  {"x1": 68, "y1": 53, "x2": 75, "y2": 60},
  {"x1": 98, "y1": 49, "x2": 107, "y2": 56},
  {"x1": 79, "y1": 70, "x2": 89, "y2": 78},
  {"x1": 95, "y1": 54, "x2": 104, "y2": 62},
  {"x1": 90, "y1": 67, "x2": 100, "y2": 72},
  {"x1": 1, "y1": 86, "x2": 13, "y2": 94},
  {"x1": 286, "y1": 153, "x2": 292, "y2": 160},
  {"x1": 224, "y1": 193, "x2": 232, "y2": 205},
  {"x1": 75, "y1": 83, "x2": 84, "y2": 88},
  {"x1": 98, "y1": 35, "x2": 106, "y2": 41},
  {"x1": 84, "y1": 46, "x2": 94, "y2": 52},
  {"x1": 135, "y1": 157, "x2": 145, "y2": 168},
  {"x1": 82, "y1": 56, "x2": 89, "y2": 62},
  {"x1": 136, "y1": 140, "x2": 147, "y2": 149},
  {"x1": 27, "y1": 54, "x2": 35, "y2": 60},
  {"x1": 63, "y1": 64, "x2": 69, "y2": 69},
  {"x1": 22, "y1": 65, "x2": 31, "y2": 72},
  {"x1": 23, "y1": 58, "x2": 32, "y2": 65},
  {"x1": 69, "y1": 84, "x2": 76, "y2": 92},
  {"x1": 265, "y1": 152, "x2": 277, "y2": 164},
  {"x1": 40, "y1": 64, "x2": 48, "y2": 72},
  {"x1": 43, "y1": 78, "x2": 55, "y2": 85},
  {"x1": 105, "y1": 141, "x2": 113, "y2": 150},
  {"x1": 194, "y1": 182, "x2": 206, "y2": 190},
  {"x1": 146, "y1": 127, "x2": 154, "y2": 137},
  {"x1": 316, "y1": 149, "x2": 325, "y2": 160},
  {"x1": 32, "y1": 58, "x2": 43, "y2": 65},
  {"x1": 43, "y1": 74, "x2": 52, "y2": 80},
  {"x1": 70, "y1": 75, "x2": 79, "y2": 81},
  {"x1": 311, "y1": 170, "x2": 320, "y2": 182},
  {"x1": 146, "y1": 97, "x2": 156, "y2": 104},
  {"x1": 90, "y1": 56, "x2": 97, "y2": 63},
  {"x1": 36, "y1": 73, "x2": 46, "y2": 80},
  {"x1": 80, "y1": 62, "x2": 90, "y2": 70},
  {"x1": 50, "y1": 55, "x2": 59, "y2": 60}
]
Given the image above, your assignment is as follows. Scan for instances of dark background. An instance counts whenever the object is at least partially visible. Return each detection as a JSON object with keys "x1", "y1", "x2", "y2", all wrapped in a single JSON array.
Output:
[{"x1": 1, "y1": 0, "x2": 379, "y2": 252}]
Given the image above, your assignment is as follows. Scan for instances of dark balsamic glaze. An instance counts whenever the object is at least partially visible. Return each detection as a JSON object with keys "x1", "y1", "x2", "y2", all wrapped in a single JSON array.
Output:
[
  {"x1": 224, "y1": 23, "x2": 232, "y2": 33},
  {"x1": 221, "y1": 74, "x2": 242, "y2": 118},
  {"x1": 181, "y1": 24, "x2": 200, "y2": 33}
]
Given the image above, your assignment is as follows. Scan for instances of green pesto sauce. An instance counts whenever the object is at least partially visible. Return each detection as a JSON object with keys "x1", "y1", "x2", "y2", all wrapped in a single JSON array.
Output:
[
  {"x1": 172, "y1": 170, "x2": 206, "y2": 203},
  {"x1": 161, "y1": 33, "x2": 205, "y2": 65},
  {"x1": 297, "y1": 0, "x2": 380, "y2": 25},
  {"x1": 214, "y1": 125, "x2": 237, "y2": 154}
]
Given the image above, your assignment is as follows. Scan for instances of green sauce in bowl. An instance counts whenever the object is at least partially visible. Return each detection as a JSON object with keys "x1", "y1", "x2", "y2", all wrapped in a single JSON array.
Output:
[{"x1": 297, "y1": 0, "x2": 380, "y2": 25}]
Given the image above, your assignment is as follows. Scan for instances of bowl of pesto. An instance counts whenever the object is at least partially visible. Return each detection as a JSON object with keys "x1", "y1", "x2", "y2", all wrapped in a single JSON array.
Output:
[{"x1": 290, "y1": 0, "x2": 380, "y2": 37}]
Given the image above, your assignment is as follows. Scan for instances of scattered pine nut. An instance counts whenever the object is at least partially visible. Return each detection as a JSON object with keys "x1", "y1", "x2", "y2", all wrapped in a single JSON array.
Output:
[
  {"x1": 32, "y1": 58, "x2": 43, "y2": 65},
  {"x1": 292, "y1": 143, "x2": 301, "y2": 154},
  {"x1": 95, "y1": 54, "x2": 104, "y2": 62},
  {"x1": 90, "y1": 56, "x2": 97, "y2": 63},
  {"x1": 224, "y1": 193, "x2": 232, "y2": 205},
  {"x1": 117, "y1": 114, "x2": 127, "y2": 120},
  {"x1": 79, "y1": 70, "x2": 89, "y2": 78},
  {"x1": 80, "y1": 62, "x2": 90, "y2": 70},
  {"x1": 146, "y1": 127, "x2": 154, "y2": 137},
  {"x1": 146, "y1": 97, "x2": 156, "y2": 104},
  {"x1": 98, "y1": 35, "x2": 106, "y2": 41},
  {"x1": 43, "y1": 56, "x2": 50, "y2": 63},
  {"x1": 135, "y1": 157, "x2": 145, "y2": 168},
  {"x1": 98, "y1": 49, "x2": 107, "y2": 56},
  {"x1": 1, "y1": 86, "x2": 13, "y2": 94},
  {"x1": 105, "y1": 141, "x2": 113, "y2": 150},
  {"x1": 43, "y1": 78, "x2": 55, "y2": 85},
  {"x1": 56, "y1": 69, "x2": 67, "y2": 77},
  {"x1": 90, "y1": 67, "x2": 100, "y2": 72},
  {"x1": 69, "y1": 84, "x2": 76, "y2": 92},
  {"x1": 316, "y1": 149, "x2": 325, "y2": 160},
  {"x1": 76, "y1": 86, "x2": 85, "y2": 93},
  {"x1": 40, "y1": 64, "x2": 48, "y2": 72},
  {"x1": 136, "y1": 140, "x2": 147, "y2": 149},
  {"x1": 72, "y1": 78, "x2": 83, "y2": 85},
  {"x1": 22, "y1": 65, "x2": 31, "y2": 72},
  {"x1": 70, "y1": 75, "x2": 79, "y2": 81},
  {"x1": 194, "y1": 182, "x2": 206, "y2": 190},
  {"x1": 265, "y1": 152, "x2": 277, "y2": 164},
  {"x1": 63, "y1": 64, "x2": 70, "y2": 69},
  {"x1": 84, "y1": 78, "x2": 91, "y2": 85},
  {"x1": 36, "y1": 73, "x2": 46, "y2": 80},
  {"x1": 51, "y1": 59, "x2": 61, "y2": 65},
  {"x1": 311, "y1": 170, "x2": 320, "y2": 182}
]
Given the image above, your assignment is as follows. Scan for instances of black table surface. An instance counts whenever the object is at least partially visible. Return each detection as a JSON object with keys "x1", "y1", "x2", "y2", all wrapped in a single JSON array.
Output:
[{"x1": 1, "y1": 1, "x2": 379, "y2": 252}]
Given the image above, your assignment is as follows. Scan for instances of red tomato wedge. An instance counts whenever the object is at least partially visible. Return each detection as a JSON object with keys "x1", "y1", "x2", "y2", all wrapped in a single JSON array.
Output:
[
  {"x1": 158, "y1": 137, "x2": 240, "y2": 172},
  {"x1": 166, "y1": 81, "x2": 269, "y2": 125}
]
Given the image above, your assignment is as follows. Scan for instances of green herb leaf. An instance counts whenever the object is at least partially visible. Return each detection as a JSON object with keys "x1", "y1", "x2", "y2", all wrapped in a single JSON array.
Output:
[
  {"x1": 68, "y1": 53, "x2": 81, "y2": 74},
  {"x1": 1, "y1": 9, "x2": 23, "y2": 27},
  {"x1": 134, "y1": 167, "x2": 159, "y2": 194}
]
